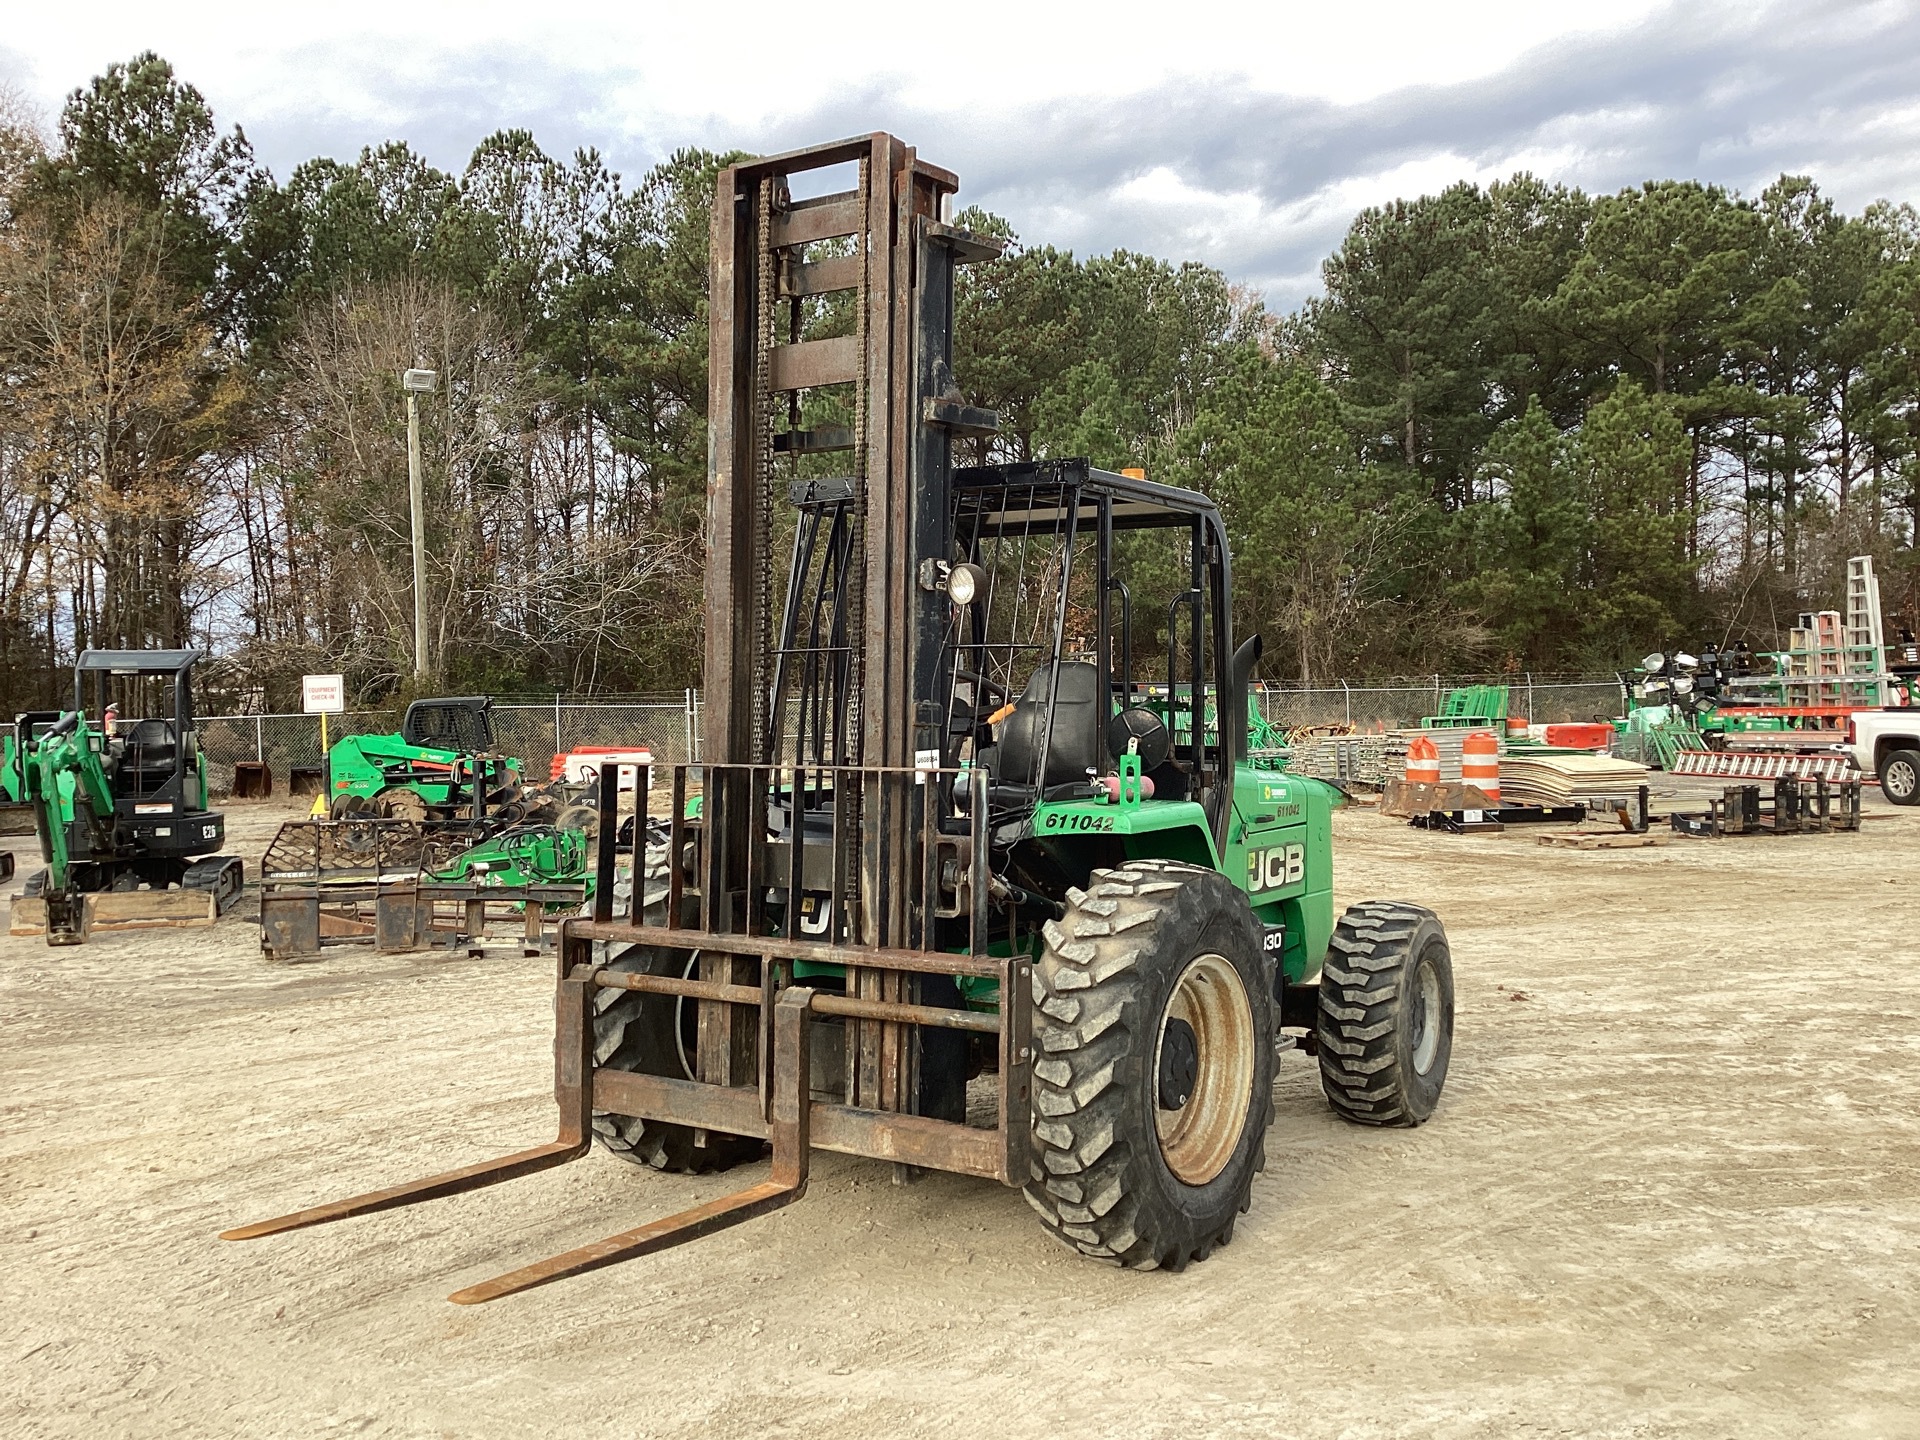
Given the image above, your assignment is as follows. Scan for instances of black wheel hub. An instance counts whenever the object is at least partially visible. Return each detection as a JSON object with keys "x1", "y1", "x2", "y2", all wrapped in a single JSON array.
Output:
[{"x1": 1158, "y1": 1017, "x2": 1199, "y2": 1110}]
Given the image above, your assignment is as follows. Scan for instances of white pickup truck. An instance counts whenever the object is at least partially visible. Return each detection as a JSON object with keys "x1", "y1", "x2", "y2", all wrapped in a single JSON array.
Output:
[{"x1": 1848, "y1": 710, "x2": 1920, "y2": 805}]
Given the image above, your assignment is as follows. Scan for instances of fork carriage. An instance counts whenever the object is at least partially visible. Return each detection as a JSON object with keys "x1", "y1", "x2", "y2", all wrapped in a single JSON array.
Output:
[
  {"x1": 567, "y1": 757, "x2": 1032, "y2": 1189},
  {"x1": 224, "y1": 756, "x2": 1034, "y2": 1305}
]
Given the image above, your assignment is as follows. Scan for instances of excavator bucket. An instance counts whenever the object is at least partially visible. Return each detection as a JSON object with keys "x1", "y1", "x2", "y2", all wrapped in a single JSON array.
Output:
[{"x1": 43, "y1": 891, "x2": 86, "y2": 946}]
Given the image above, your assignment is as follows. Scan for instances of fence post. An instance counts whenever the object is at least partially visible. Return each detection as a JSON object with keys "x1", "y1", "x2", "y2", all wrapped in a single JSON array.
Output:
[
  {"x1": 255, "y1": 714, "x2": 264, "y2": 763},
  {"x1": 1342, "y1": 680, "x2": 1351, "y2": 725},
  {"x1": 554, "y1": 690, "x2": 563, "y2": 757},
  {"x1": 684, "y1": 688, "x2": 696, "y2": 766},
  {"x1": 1525, "y1": 672, "x2": 1534, "y2": 724},
  {"x1": 1433, "y1": 674, "x2": 1441, "y2": 714}
]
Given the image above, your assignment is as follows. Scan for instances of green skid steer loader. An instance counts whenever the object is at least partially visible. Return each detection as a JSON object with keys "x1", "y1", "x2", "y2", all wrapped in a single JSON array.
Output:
[
  {"x1": 227, "y1": 134, "x2": 1453, "y2": 1301},
  {"x1": 322, "y1": 696, "x2": 539, "y2": 823}
]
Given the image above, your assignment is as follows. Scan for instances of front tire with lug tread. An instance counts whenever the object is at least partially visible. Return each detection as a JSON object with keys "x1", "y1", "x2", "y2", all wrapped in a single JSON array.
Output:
[
  {"x1": 1318, "y1": 900, "x2": 1453, "y2": 1126},
  {"x1": 373, "y1": 786, "x2": 428, "y2": 823},
  {"x1": 1025, "y1": 860, "x2": 1274, "y2": 1271}
]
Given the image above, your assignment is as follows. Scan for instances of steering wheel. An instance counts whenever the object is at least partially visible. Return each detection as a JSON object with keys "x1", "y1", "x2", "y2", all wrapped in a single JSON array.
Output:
[{"x1": 952, "y1": 668, "x2": 1011, "y2": 716}]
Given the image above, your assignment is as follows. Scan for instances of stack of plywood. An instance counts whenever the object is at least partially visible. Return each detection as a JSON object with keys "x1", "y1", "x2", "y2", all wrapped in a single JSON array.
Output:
[{"x1": 1499, "y1": 752, "x2": 1650, "y2": 804}]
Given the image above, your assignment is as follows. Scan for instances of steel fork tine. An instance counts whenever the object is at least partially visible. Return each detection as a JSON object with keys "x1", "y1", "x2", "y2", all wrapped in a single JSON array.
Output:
[
  {"x1": 445, "y1": 987, "x2": 814, "y2": 1305},
  {"x1": 446, "y1": 1178, "x2": 800, "y2": 1304},
  {"x1": 220, "y1": 1140, "x2": 587, "y2": 1241},
  {"x1": 223, "y1": 968, "x2": 599, "y2": 1244}
]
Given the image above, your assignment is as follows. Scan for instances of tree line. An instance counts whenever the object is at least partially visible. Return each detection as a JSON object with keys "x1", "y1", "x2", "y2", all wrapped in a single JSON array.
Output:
[{"x1": 1, "y1": 54, "x2": 1916, "y2": 714}]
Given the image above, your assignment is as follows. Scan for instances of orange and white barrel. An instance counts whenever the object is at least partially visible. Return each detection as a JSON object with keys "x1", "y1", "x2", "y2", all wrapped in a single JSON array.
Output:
[
  {"x1": 1506, "y1": 714, "x2": 1528, "y2": 740},
  {"x1": 1404, "y1": 734, "x2": 1441, "y2": 786},
  {"x1": 1462, "y1": 730, "x2": 1500, "y2": 804}
]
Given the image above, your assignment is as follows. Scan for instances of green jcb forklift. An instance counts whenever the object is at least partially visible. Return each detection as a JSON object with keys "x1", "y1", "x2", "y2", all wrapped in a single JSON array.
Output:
[
  {"x1": 15, "y1": 649, "x2": 245, "y2": 945},
  {"x1": 226, "y1": 133, "x2": 1453, "y2": 1300}
]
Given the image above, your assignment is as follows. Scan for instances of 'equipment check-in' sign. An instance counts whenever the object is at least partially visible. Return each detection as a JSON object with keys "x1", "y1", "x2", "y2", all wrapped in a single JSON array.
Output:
[{"x1": 301, "y1": 674, "x2": 345, "y2": 714}]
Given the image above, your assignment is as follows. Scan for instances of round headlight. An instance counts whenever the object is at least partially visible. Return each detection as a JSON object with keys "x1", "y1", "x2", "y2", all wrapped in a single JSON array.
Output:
[{"x1": 946, "y1": 563, "x2": 986, "y2": 607}]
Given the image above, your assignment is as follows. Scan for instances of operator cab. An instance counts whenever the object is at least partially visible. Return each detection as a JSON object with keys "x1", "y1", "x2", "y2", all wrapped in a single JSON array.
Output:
[
  {"x1": 71, "y1": 649, "x2": 205, "y2": 816},
  {"x1": 401, "y1": 697, "x2": 497, "y2": 754},
  {"x1": 937, "y1": 459, "x2": 1260, "y2": 849}
]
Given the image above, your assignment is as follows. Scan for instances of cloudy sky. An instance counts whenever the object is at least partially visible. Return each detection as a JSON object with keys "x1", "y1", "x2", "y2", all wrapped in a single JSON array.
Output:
[{"x1": 4, "y1": 0, "x2": 1918, "y2": 308}]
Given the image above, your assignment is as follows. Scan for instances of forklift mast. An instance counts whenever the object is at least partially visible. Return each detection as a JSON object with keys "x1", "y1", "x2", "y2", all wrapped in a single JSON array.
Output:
[{"x1": 703, "y1": 134, "x2": 1000, "y2": 948}]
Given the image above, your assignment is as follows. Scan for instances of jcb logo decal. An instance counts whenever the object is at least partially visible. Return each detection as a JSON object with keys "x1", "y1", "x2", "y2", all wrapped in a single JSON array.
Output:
[{"x1": 1247, "y1": 844, "x2": 1304, "y2": 893}]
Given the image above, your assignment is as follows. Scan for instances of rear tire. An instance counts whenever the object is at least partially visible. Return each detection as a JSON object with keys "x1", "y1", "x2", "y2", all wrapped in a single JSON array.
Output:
[
  {"x1": 592, "y1": 847, "x2": 767, "y2": 1174},
  {"x1": 1025, "y1": 860, "x2": 1274, "y2": 1270},
  {"x1": 1879, "y1": 749, "x2": 1920, "y2": 806},
  {"x1": 1318, "y1": 901, "x2": 1452, "y2": 1126}
]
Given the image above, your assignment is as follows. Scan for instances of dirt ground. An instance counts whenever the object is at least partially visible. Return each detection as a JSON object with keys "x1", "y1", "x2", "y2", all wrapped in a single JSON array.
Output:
[{"x1": 3, "y1": 786, "x2": 1919, "y2": 1440}]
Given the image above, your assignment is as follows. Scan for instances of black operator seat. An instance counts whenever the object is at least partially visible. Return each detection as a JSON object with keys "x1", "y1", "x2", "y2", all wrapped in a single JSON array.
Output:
[
  {"x1": 996, "y1": 661, "x2": 1106, "y2": 789},
  {"x1": 115, "y1": 718, "x2": 179, "y2": 795}
]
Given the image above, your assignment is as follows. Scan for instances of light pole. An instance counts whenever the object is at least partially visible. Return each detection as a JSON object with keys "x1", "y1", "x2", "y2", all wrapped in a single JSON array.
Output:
[{"x1": 402, "y1": 367, "x2": 437, "y2": 680}]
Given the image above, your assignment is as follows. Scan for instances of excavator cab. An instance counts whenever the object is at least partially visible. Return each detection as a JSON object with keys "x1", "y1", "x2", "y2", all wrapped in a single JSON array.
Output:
[{"x1": 72, "y1": 649, "x2": 210, "y2": 820}]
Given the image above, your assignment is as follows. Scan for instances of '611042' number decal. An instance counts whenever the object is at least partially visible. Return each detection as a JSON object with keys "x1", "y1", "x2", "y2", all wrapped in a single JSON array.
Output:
[{"x1": 1038, "y1": 811, "x2": 1115, "y2": 833}]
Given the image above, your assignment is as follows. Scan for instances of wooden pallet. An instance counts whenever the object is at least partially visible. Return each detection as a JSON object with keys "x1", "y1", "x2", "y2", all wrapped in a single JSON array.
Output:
[
  {"x1": 9, "y1": 889, "x2": 219, "y2": 936},
  {"x1": 1536, "y1": 832, "x2": 1665, "y2": 851}
]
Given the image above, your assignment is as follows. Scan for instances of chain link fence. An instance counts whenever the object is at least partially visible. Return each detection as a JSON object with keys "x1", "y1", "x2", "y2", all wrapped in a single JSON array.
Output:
[
  {"x1": 194, "y1": 678, "x2": 1625, "y2": 794},
  {"x1": 196, "y1": 695, "x2": 698, "y2": 795},
  {"x1": 1252, "y1": 677, "x2": 1622, "y2": 733}
]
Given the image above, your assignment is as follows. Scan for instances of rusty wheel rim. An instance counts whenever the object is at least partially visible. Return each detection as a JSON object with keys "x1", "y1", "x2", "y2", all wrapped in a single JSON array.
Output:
[{"x1": 1153, "y1": 952, "x2": 1255, "y2": 1186}]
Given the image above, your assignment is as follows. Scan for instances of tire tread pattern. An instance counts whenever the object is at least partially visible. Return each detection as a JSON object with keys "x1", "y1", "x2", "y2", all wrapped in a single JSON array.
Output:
[
  {"x1": 592, "y1": 848, "x2": 765, "y2": 1173},
  {"x1": 1317, "y1": 899, "x2": 1446, "y2": 1126},
  {"x1": 1024, "y1": 859, "x2": 1271, "y2": 1272}
]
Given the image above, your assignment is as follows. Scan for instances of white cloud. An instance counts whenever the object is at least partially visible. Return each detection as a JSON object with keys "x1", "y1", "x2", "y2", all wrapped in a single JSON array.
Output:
[{"x1": 3, "y1": 0, "x2": 1915, "y2": 310}]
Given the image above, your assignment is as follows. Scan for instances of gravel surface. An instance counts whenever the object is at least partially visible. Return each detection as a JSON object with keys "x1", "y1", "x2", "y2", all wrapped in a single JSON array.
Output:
[{"x1": 3, "y1": 790, "x2": 1917, "y2": 1438}]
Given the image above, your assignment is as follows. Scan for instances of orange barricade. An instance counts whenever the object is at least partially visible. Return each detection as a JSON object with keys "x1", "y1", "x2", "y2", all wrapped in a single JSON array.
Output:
[{"x1": 1542, "y1": 723, "x2": 1612, "y2": 751}]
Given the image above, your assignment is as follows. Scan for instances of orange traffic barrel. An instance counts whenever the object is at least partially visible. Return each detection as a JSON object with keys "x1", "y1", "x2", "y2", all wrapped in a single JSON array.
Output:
[
  {"x1": 1462, "y1": 730, "x2": 1500, "y2": 804},
  {"x1": 1404, "y1": 734, "x2": 1441, "y2": 786},
  {"x1": 1506, "y1": 714, "x2": 1528, "y2": 739}
]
